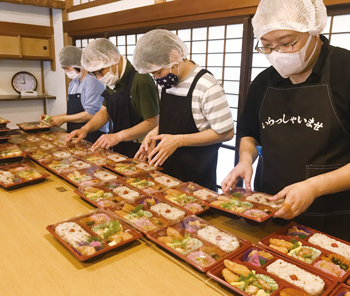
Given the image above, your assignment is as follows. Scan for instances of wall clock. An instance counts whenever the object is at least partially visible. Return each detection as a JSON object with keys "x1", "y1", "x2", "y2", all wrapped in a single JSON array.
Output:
[{"x1": 11, "y1": 71, "x2": 38, "y2": 94}]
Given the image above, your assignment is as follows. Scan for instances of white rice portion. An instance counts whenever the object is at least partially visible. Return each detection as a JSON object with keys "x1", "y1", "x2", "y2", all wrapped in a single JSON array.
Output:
[
  {"x1": 71, "y1": 161, "x2": 91, "y2": 169},
  {"x1": 53, "y1": 151, "x2": 71, "y2": 158},
  {"x1": 197, "y1": 226, "x2": 240, "y2": 253},
  {"x1": 94, "y1": 170, "x2": 117, "y2": 181},
  {"x1": 55, "y1": 222, "x2": 90, "y2": 247},
  {"x1": 135, "y1": 163, "x2": 156, "y2": 171},
  {"x1": 309, "y1": 233, "x2": 350, "y2": 260},
  {"x1": 266, "y1": 259, "x2": 325, "y2": 296},
  {"x1": 246, "y1": 193, "x2": 284, "y2": 209},
  {"x1": 107, "y1": 154, "x2": 127, "y2": 162},
  {"x1": 150, "y1": 203, "x2": 185, "y2": 221},
  {"x1": 113, "y1": 186, "x2": 140, "y2": 201},
  {"x1": 154, "y1": 175, "x2": 180, "y2": 187},
  {"x1": 0, "y1": 171, "x2": 14, "y2": 184},
  {"x1": 193, "y1": 189, "x2": 218, "y2": 200}
]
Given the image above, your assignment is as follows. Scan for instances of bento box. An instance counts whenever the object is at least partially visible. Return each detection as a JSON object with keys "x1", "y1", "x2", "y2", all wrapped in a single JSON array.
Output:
[
  {"x1": 74, "y1": 179, "x2": 147, "y2": 209},
  {"x1": 0, "y1": 163, "x2": 50, "y2": 188},
  {"x1": 64, "y1": 139, "x2": 94, "y2": 156},
  {"x1": 84, "y1": 150, "x2": 128, "y2": 166},
  {"x1": 259, "y1": 222, "x2": 350, "y2": 282},
  {"x1": 123, "y1": 171, "x2": 182, "y2": 195},
  {"x1": 207, "y1": 244, "x2": 337, "y2": 296},
  {"x1": 153, "y1": 182, "x2": 211, "y2": 215},
  {"x1": 0, "y1": 117, "x2": 10, "y2": 129},
  {"x1": 0, "y1": 144, "x2": 25, "y2": 164},
  {"x1": 40, "y1": 155, "x2": 89, "y2": 173},
  {"x1": 17, "y1": 121, "x2": 51, "y2": 133},
  {"x1": 105, "y1": 159, "x2": 161, "y2": 177},
  {"x1": 27, "y1": 147, "x2": 64, "y2": 164},
  {"x1": 207, "y1": 187, "x2": 283, "y2": 223},
  {"x1": 108, "y1": 196, "x2": 188, "y2": 234},
  {"x1": 38, "y1": 131, "x2": 67, "y2": 142},
  {"x1": 147, "y1": 215, "x2": 251, "y2": 272},
  {"x1": 0, "y1": 136, "x2": 10, "y2": 144},
  {"x1": 46, "y1": 208, "x2": 143, "y2": 261},
  {"x1": 59, "y1": 166, "x2": 119, "y2": 187},
  {"x1": 0, "y1": 127, "x2": 10, "y2": 137},
  {"x1": 328, "y1": 284, "x2": 350, "y2": 296}
]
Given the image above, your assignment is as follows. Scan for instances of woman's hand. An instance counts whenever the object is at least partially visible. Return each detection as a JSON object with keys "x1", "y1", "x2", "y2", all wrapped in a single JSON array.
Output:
[
  {"x1": 91, "y1": 133, "x2": 121, "y2": 151},
  {"x1": 134, "y1": 132, "x2": 156, "y2": 161},
  {"x1": 147, "y1": 134, "x2": 182, "y2": 167},
  {"x1": 221, "y1": 160, "x2": 253, "y2": 192},
  {"x1": 270, "y1": 180, "x2": 318, "y2": 219}
]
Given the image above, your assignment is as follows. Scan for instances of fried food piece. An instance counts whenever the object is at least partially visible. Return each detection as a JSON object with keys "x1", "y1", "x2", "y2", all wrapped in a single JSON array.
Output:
[
  {"x1": 280, "y1": 288, "x2": 309, "y2": 296},
  {"x1": 217, "y1": 196, "x2": 231, "y2": 201},
  {"x1": 167, "y1": 227, "x2": 184, "y2": 240},
  {"x1": 115, "y1": 210, "x2": 128, "y2": 217},
  {"x1": 222, "y1": 268, "x2": 239, "y2": 283},
  {"x1": 166, "y1": 189, "x2": 180, "y2": 196},
  {"x1": 122, "y1": 203, "x2": 135, "y2": 213},
  {"x1": 248, "y1": 250, "x2": 274, "y2": 260},
  {"x1": 158, "y1": 236, "x2": 173, "y2": 244},
  {"x1": 246, "y1": 285, "x2": 260, "y2": 295},
  {"x1": 224, "y1": 260, "x2": 250, "y2": 276},
  {"x1": 269, "y1": 238, "x2": 294, "y2": 250},
  {"x1": 107, "y1": 234, "x2": 123, "y2": 244},
  {"x1": 269, "y1": 244, "x2": 288, "y2": 254},
  {"x1": 211, "y1": 201, "x2": 224, "y2": 207},
  {"x1": 257, "y1": 278, "x2": 271, "y2": 292},
  {"x1": 145, "y1": 198, "x2": 156, "y2": 206}
]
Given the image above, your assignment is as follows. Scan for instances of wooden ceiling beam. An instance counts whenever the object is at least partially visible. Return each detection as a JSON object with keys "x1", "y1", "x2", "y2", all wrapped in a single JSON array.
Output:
[{"x1": 0, "y1": 0, "x2": 65, "y2": 10}]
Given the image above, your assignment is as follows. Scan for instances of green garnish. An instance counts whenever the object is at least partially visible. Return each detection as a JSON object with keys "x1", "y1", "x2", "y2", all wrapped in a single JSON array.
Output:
[
  {"x1": 146, "y1": 201, "x2": 151, "y2": 207},
  {"x1": 232, "y1": 192, "x2": 244, "y2": 198},
  {"x1": 133, "y1": 204, "x2": 144, "y2": 214},
  {"x1": 86, "y1": 220, "x2": 95, "y2": 226},
  {"x1": 303, "y1": 254, "x2": 312, "y2": 259},
  {"x1": 91, "y1": 220, "x2": 122, "y2": 240},
  {"x1": 105, "y1": 185, "x2": 117, "y2": 188},
  {"x1": 86, "y1": 236, "x2": 104, "y2": 247},
  {"x1": 290, "y1": 239, "x2": 300, "y2": 250}
]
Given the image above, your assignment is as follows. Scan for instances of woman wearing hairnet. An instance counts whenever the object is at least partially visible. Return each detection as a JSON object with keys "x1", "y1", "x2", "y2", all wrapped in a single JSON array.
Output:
[
  {"x1": 222, "y1": 0, "x2": 350, "y2": 240},
  {"x1": 65, "y1": 39, "x2": 159, "y2": 157},
  {"x1": 40, "y1": 46, "x2": 107, "y2": 143},
  {"x1": 133, "y1": 29, "x2": 234, "y2": 191}
]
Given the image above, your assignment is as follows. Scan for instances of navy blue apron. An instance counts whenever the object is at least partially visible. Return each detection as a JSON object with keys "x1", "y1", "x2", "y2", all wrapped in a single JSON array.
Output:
[
  {"x1": 67, "y1": 93, "x2": 105, "y2": 143},
  {"x1": 102, "y1": 67, "x2": 142, "y2": 158},
  {"x1": 158, "y1": 69, "x2": 221, "y2": 191},
  {"x1": 258, "y1": 47, "x2": 350, "y2": 241}
]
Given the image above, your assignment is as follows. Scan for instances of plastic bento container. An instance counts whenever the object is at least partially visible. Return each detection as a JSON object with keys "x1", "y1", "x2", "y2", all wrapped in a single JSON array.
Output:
[
  {"x1": 41, "y1": 155, "x2": 87, "y2": 173},
  {"x1": 147, "y1": 215, "x2": 251, "y2": 272},
  {"x1": 328, "y1": 283, "x2": 350, "y2": 296},
  {"x1": 46, "y1": 208, "x2": 143, "y2": 261},
  {"x1": 207, "y1": 187, "x2": 281, "y2": 223},
  {"x1": 123, "y1": 171, "x2": 182, "y2": 195},
  {"x1": 0, "y1": 144, "x2": 25, "y2": 164},
  {"x1": 105, "y1": 159, "x2": 161, "y2": 177},
  {"x1": 59, "y1": 166, "x2": 119, "y2": 187},
  {"x1": 0, "y1": 136, "x2": 10, "y2": 144},
  {"x1": 108, "y1": 196, "x2": 188, "y2": 235},
  {"x1": 207, "y1": 244, "x2": 337, "y2": 296},
  {"x1": 154, "y1": 182, "x2": 211, "y2": 215},
  {"x1": 0, "y1": 163, "x2": 50, "y2": 189},
  {"x1": 0, "y1": 127, "x2": 10, "y2": 137},
  {"x1": 17, "y1": 121, "x2": 52, "y2": 133},
  {"x1": 74, "y1": 179, "x2": 147, "y2": 209},
  {"x1": 84, "y1": 150, "x2": 127, "y2": 166},
  {"x1": 259, "y1": 233, "x2": 350, "y2": 283},
  {"x1": 0, "y1": 117, "x2": 10, "y2": 129},
  {"x1": 64, "y1": 140, "x2": 94, "y2": 156}
]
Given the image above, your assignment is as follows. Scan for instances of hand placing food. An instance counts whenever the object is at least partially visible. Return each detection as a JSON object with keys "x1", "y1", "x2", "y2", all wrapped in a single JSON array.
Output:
[
  {"x1": 270, "y1": 180, "x2": 318, "y2": 219},
  {"x1": 91, "y1": 133, "x2": 121, "y2": 151},
  {"x1": 49, "y1": 115, "x2": 66, "y2": 127},
  {"x1": 147, "y1": 134, "x2": 183, "y2": 167},
  {"x1": 65, "y1": 128, "x2": 87, "y2": 145},
  {"x1": 221, "y1": 160, "x2": 253, "y2": 192},
  {"x1": 134, "y1": 132, "x2": 156, "y2": 161}
]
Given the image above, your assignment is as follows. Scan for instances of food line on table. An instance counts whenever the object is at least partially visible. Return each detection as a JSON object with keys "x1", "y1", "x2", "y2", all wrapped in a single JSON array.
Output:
[{"x1": 1, "y1": 123, "x2": 350, "y2": 295}]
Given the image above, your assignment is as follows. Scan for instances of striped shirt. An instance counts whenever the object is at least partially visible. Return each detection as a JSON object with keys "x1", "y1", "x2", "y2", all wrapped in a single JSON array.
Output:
[{"x1": 163, "y1": 64, "x2": 234, "y2": 134}]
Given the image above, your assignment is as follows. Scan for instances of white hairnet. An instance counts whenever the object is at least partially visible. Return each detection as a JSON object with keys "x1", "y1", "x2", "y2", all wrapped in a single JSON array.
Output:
[
  {"x1": 81, "y1": 38, "x2": 120, "y2": 72},
  {"x1": 59, "y1": 46, "x2": 82, "y2": 68},
  {"x1": 133, "y1": 29, "x2": 189, "y2": 74},
  {"x1": 252, "y1": 0, "x2": 328, "y2": 40}
]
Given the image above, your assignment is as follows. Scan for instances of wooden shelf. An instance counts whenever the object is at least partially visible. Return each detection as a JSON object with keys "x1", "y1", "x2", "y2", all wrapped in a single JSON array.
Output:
[{"x1": 0, "y1": 95, "x2": 56, "y2": 114}]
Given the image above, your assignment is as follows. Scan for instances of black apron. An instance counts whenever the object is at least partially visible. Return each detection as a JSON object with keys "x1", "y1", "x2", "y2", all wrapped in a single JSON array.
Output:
[
  {"x1": 159, "y1": 69, "x2": 221, "y2": 191},
  {"x1": 102, "y1": 67, "x2": 142, "y2": 158},
  {"x1": 67, "y1": 93, "x2": 105, "y2": 143},
  {"x1": 259, "y1": 47, "x2": 350, "y2": 241}
]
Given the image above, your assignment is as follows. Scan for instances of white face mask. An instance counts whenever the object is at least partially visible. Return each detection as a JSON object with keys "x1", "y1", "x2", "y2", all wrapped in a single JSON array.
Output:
[
  {"x1": 66, "y1": 69, "x2": 82, "y2": 79},
  {"x1": 97, "y1": 65, "x2": 119, "y2": 88},
  {"x1": 265, "y1": 35, "x2": 317, "y2": 78}
]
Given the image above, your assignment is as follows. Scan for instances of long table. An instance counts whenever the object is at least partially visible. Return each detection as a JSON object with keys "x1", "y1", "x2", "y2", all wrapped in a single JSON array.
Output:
[{"x1": 0, "y1": 162, "x2": 282, "y2": 296}]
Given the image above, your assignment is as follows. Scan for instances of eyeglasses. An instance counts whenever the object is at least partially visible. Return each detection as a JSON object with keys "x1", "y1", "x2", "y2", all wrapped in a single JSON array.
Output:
[
  {"x1": 255, "y1": 37, "x2": 301, "y2": 54},
  {"x1": 88, "y1": 68, "x2": 105, "y2": 77}
]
